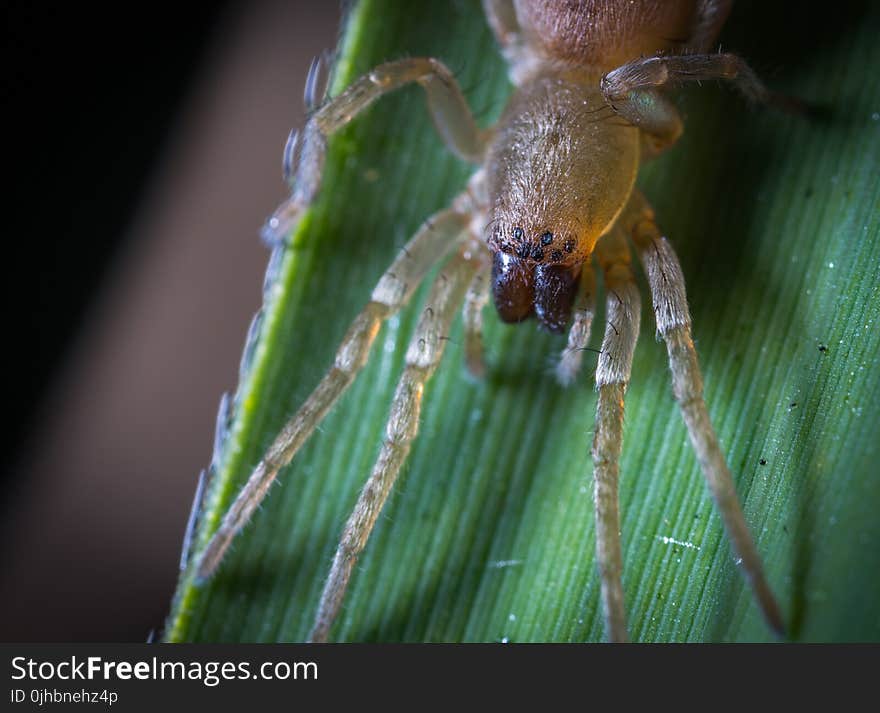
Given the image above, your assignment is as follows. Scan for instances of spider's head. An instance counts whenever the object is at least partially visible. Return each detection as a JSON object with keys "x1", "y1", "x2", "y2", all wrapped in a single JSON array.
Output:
[
  {"x1": 484, "y1": 69, "x2": 641, "y2": 333},
  {"x1": 489, "y1": 223, "x2": 581, "y2": 333}
]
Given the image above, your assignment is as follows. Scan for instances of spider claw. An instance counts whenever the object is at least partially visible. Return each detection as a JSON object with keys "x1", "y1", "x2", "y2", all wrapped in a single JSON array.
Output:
[
  {"x1": 303, "y1": 50, "x2": 333, "y2": 112},
  {"x1": 282, "y1": 128, "x2": 300, "y2": 186},
  {"x1": 179, "y1": 469, "x2": 208, "y2": 572}
]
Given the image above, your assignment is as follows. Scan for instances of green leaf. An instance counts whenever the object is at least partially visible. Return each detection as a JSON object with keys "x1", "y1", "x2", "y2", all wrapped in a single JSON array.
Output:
[{"x1": 166, "y1": 0, "x2": 880, "y2": 642}]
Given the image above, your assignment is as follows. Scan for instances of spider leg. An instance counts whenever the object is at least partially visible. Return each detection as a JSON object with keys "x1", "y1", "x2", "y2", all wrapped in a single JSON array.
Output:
[
  {"x1": 482, "y1": 0, "x2": 521, "y2": 48},
  {"x1": 482, "y1": 0, "x2": 543, "y2": 86},
  {"x1": 463, "y1": 264, "x2": 491, "y2": 379},
  {"x1": 601, "y1": 53, "x2": 801, "y2": 152},
  {"x1": 625, "y1": 191, "x2": 785, "y2": 636},
  {"x1": 591, "y1": 228, "x2": 642, "y2": 643},
  {"x1": 556, "y1": 262, "x2": 597, "y2": 386},
  {"x1": 264, "y1": 56, "x2": 489, "y2": 245},
  {"x1": 688, "y1": 1, "x2": 734, "y2": 52},
  {"x1": 310, "y1": 239, "x2": 487, "y2": 642},
  {"x1": 195, "y1": 198, "x2": 478, "y2": 581}
]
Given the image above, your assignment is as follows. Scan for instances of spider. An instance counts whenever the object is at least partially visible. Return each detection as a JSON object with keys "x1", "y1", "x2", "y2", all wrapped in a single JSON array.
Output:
[{"x1": 190, "y1": 0, "x2": 792, "y2": 642}]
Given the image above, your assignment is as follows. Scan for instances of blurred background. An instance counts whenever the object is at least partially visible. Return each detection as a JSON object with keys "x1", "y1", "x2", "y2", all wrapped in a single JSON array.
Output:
[{"x1": 2, "y1": 0, "x2": 340, "y2": 640}]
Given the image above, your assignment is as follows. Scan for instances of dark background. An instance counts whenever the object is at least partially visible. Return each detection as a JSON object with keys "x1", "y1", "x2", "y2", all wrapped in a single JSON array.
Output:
[{"x1": 2, "y1": 1, "x2": 340, "y2": 640}]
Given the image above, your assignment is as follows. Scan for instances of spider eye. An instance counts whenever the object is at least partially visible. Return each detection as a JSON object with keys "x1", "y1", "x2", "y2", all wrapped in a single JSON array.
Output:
[
  {"x1": 541, "y1": 232, "x2": 554, "y2": 246},
  {"x1": 512, "y1": 226, "x2": 524, "y2": 240}
]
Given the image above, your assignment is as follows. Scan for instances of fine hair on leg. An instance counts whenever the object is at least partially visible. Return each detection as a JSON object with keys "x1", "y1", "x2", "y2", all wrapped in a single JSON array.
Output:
[
  {"x1": 556, "y1": 262, "x2": 597, "y2": 386},
  {"x1": 264, "y1": 57, "x2": 489, "y2": 246},
  {"x1": 463, "y1": 264, "x2": 491, "y2": 379},
  {"x1": 591, "y1": 230, "x2": 641, "y2": 643},
  {"x1": 310, "y1": 241, "x2": 486, "y2": 642},
  {"x1": 482, "y1": 0, "x2": 521, "y2": 48},
  {"x1": 602, "y1": 53, "x2": 772, "y2": 106},
  {"x1": 195, "y1": 202, "x2": 476, "y2": 581},
  {"x1": 688, "y1": 0, "x2": 734, "y2": 52},
  {"x1": 626, "y1": 193, "x2": 785, "y2": 636},
  {"x1": 601, "y1": 52, "x2": 803, "y2": 136}
]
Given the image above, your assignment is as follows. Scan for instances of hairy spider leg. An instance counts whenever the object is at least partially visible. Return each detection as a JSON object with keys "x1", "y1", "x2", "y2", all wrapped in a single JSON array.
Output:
[
  {"x1": 463, "y1": 267, "x2": 491, "y2": 379},
  {"x1": 310, "y1": 240, "x2": 488, "y2": 642},
  {"x1": 198, "y1": 52, "x2": 489, "y2": 580},
  {"x1": 590, "y1": 227, "x2": 642, "y2": 643},
  {"x1": 556, "y1": 264, "x2": 597, "y2": 386},
  {"x1": 263, "y1": 56, "x2": 489, "y2": 246},
  {"x1": 689, "y1": 1, "x2": 734, "y2": 53},
  {"x1": 601, "y1": 52, "x2": 800, "y2": 150},
  {"x1": 482, "y1": 0, "x2": 537, "y2": 85},
  {"x1": 482, "y1": 0, "x2": 521, "y2": 49},
  {"x1": 196, "y1": 202, "x2": 475, "y2": 581},
  {"x1": 594, "y1": 42, "x2": 789, "y2": 635},
  {"x1": 625, "y1": 192, "x2": 785, "y2": 636},
  {"x1": 485, "y1": 0, "x2": 735, "y2": 88}
]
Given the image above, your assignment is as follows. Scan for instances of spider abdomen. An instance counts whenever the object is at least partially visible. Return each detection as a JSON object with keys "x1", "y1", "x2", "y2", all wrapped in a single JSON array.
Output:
[{"x1": 514, "y1": 0, "x2": 707, "y2": 71}]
